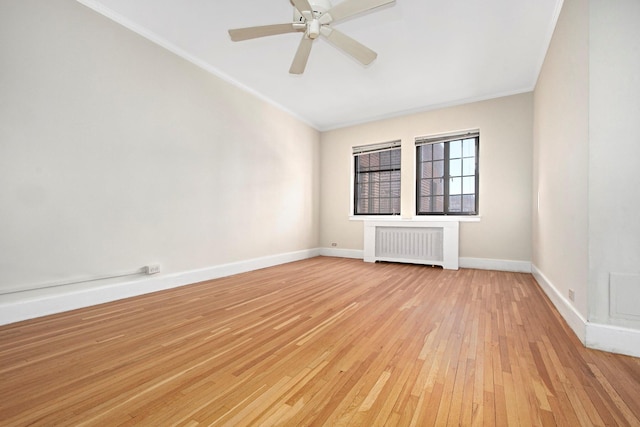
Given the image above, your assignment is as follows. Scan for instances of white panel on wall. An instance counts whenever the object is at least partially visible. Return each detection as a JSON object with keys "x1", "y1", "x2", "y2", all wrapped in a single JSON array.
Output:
[{"x1": 610, "y1": 273, "x2": 640, "y2": 321}]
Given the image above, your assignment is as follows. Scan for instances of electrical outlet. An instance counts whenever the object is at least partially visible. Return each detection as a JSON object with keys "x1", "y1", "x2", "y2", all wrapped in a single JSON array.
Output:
[
  {"x1": 145, "y1": 264, "x2": 161, "y2": 275},
  {"x1": 568, "y1": 289, "x2": 575, "y2": 302},
  {"x1": 331, "y1": 242, "x2": 338, "y2": 247}
]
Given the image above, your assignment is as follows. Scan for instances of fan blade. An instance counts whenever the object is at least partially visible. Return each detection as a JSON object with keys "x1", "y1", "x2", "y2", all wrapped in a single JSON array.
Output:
[
  {"x1": 289, "y1": 36, "x2": 314, "y2": 74},
  {"x1": 229, "y1": 23, "x2": 299, "y2": 41},
  {"x1": 292, "y1": 0, "x2": 315, "y2": 20},
  {"x1": 319, "y1": 0, "x2": 395, "y2": 24},
  {"x1": 321, "y1": 27, "x2": 377, "y2": 65}
]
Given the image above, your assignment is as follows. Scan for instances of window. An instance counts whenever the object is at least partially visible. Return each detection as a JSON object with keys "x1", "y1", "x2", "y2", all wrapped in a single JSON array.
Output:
[
  {"x1": 416, "y1": 131, "x2": 479, "y2": 215},
  {"x1": 353, "y1": 141, "x2": 401, "y2": 215}
]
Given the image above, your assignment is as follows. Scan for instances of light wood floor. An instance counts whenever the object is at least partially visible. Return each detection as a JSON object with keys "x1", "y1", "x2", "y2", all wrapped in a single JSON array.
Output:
[{"x1": 1, "y1": 257, "x2": 639, "y2": 426}]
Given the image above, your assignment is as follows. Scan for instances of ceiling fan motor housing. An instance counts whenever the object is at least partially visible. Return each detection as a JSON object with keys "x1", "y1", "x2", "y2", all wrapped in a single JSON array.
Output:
[{"x1": 293, "y1": 0, "x2": 333, "y2": 23}]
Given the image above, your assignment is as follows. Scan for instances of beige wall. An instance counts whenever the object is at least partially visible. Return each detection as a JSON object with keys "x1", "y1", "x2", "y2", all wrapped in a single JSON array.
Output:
[
  {"x1": 532, "y1": 0, "x2": 590, "y2": 318},
  {"x1": 320, "y1": 93, "x2": 533, "y2": 263},
  {"x1": 588, "y1": 0, "x2": 640, "y2": 328},
  {"x1": 534, "y1": 0, "x2": 640, "y2": 334},
  {"x1": 0, "y1": 0, "x2": 320, "y2": 292}
]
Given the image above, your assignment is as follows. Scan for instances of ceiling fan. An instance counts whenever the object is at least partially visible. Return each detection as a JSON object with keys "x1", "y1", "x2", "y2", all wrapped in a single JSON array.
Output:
[{"x1": 228, "y1": 0, "x2": 395, "y2": 74}]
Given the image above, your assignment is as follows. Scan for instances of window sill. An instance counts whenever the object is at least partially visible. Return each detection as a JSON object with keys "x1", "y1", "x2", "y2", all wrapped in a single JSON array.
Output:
[
  {"x1": 349, "y1": 215, "x2": 481, "y2": 222},
  {"x1": 349, "y1": 215, "x2": 403, "y2": 222}
]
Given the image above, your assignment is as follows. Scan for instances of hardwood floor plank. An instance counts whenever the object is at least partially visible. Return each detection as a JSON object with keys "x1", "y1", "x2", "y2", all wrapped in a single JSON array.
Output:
[{"x1": 1, "y1": 257, "x2": 639, "y2": 426}]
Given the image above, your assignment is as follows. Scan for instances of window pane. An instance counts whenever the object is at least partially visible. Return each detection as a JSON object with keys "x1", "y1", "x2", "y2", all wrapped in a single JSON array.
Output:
[
  {"x1": 420, "y1": 179, "x2": 433, "y2": 197},
  {"x1": 433, "y1": 143, "x2": 444, "y2": 160},
  {"x1": 463, "y1": 176, "x2": 475, "y2": 194},
  {"x1": 450, "y1": 140, "x2": 462, "y2": 158},
  {"x1": 421, "y1": 162, "x2": 433, "y2": 179},
  {"x1": 450, "y1": 158, "x2": 462, "y2": 177},
  {"x1": 449, "y1": 195, "x2": 462, "y2": 212},
  {"x1": 450, "y1": 177, "x2": 462, "y2": 195},
  {"x1": 358, "y1": 183, "x2": 369, "y2": 197},
  {"x1": 463, "y1": 195, "x2": 476, "y2": 213},
  {"x1": 463, "y1": 139, "x2": 475, "y2": 157},
  {"x1": 434, "y1": 196, "x2": 444, "y2": 211},
  {"x1": 421, "y1": 145, "x2": 432, "y2": 161},
  {"x1": 392, "y1": 198, "x2": 400, "y2": 213},
  {"x1": 380, "y1": 151, "x2": 391, "y2": 167},
  {"x1": 433, "y1": 160, "x2": 444, "y2": 178},
  {"x1": 357, "y1": 172, "x2": 368, "y2": 185},
  {"x1": 379, "y1": 198, "x2": 391, "y2": 213},
  {"x1": 358, "y1": 199, "x2": 368, "y2": 212},
  {"x1": 419, "y1": 197, "x2": 431, "y2": 212},
  {"x1": 370, "y1": 153, "x2": 380, "y2": 168},
  {"x1": 463, "y1": 158, "x2": 475, "y2": 176},
  {"x1": 391, "y1": 149, "x2": 401, "y2": 165},
  {"x1": 420, "y1": 196, "x2": 444, "y2": 213},
  {"x1": 380, "y1": 181, "x2": 390, "y2": 197},
  {"x1": 358, "y1": 155, "x2": 370, "y2": 170}
]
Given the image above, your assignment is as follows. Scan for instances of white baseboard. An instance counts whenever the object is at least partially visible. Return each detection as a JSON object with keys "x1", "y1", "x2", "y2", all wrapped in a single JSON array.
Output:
[
  {"x1": 0, "y1": 249, "x2": 321, "y2": 326},
  {"x1": 319, "y1": 247, "x2": 364, "y2": 259},
  {"x1": 531, "y1": 264, "x2": 640, "y2": 358},
  {"x1": 586, "y1": 323, "x2": 640, "y2": 358},
  {"x1": 531, "y1": 264, "x2": 587, "y2": 343},
  {"x1": 459, "y1": 257, "x2": 532, "y2": 273},
  {"x1": 320, "y1": 250, "x2": 533, "y2": 274}
]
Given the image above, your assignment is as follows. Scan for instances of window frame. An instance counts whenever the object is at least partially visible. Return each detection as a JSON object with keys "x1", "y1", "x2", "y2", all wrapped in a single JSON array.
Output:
[
  {"x1": 415, "y1": 132, "x2": 479, "y2": 216},
  {"x1": 352, "y1": 141, "x2": 401, "y2": 216}
]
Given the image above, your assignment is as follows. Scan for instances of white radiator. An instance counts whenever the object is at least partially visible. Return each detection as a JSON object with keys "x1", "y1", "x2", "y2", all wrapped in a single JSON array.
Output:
[{"x1": 364, "y1": 220, "x2": 459, "y2": 270}]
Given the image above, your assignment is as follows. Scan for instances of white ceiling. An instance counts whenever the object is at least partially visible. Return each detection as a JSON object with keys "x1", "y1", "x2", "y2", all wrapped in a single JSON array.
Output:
[{"x1": 77, "y1": 0, "x2": 563, "y2": 131}]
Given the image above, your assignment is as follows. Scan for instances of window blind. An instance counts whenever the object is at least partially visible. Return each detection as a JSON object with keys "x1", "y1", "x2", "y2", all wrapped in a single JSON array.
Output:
[
  {"x1": 415, "y1": 130, "x2": 479, "y2": 146},
  {"x1": 353, "y1": 140, "x2": 401, "y2": 155}
]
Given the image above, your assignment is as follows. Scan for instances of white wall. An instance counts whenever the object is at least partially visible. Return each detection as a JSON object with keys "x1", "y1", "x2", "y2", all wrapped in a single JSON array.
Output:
[
  {"x1": 0, "y1": 0, "x2": 320, "y2": 296},
  {"x1": 320, "y1": 94, "x2": 533, "y2": 265},
  {"x1": 533, "y1": 0, "x2": 640, "y2": 356},
  {"x1": 588, "y1": 0, "x2": 640, "y2": 328},
  {"x1": 532, "y1": 0, "x2": 590, "y2": 319}
]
